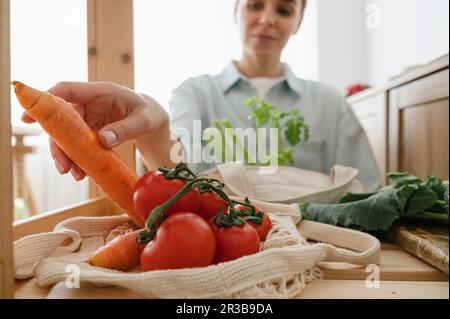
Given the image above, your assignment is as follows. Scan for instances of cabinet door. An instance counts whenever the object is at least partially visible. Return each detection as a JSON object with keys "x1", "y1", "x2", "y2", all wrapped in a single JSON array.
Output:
[
  {"x1": 351, "y1": 93, "x2": 387, "y2": 186},
  {"x1": 389, "y1": 69, "x2": 449, "y2": 180}
]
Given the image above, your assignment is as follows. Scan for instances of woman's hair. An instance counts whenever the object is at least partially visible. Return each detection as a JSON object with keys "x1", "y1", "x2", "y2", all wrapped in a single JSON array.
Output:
[{"x1": 301, "y1": 0, "x2": 307, "y2": 14}]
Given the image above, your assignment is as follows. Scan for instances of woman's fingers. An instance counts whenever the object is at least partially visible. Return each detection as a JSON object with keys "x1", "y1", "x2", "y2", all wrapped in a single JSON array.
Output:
[
  {"x1": 50, "y1": 139, "x2": 71, "y2": 174},
  {"x1": 21, "y1": 82, "x2": 87, "y2": 126},
  {"x1": 50, "y1": 139, "x2": 86, "y2": 181},
  {"x1": 46, "y1": 81, "x2": 113, "y2": 105},
  {"x1": 49, "y1": 138, "x2": 72, "y2": 171},
  {"x1": 21, "y1": 102, "x2": 83, "y2": 124},
  {"x1": 21, "y1": 112, "x2": 35, "y2": 123},
  {"x1": 70, "y1": 163, "x2": 86, "y2": 181},
  {"x1": 98, "y1": 108, "x2": 152, "y2": 148}
]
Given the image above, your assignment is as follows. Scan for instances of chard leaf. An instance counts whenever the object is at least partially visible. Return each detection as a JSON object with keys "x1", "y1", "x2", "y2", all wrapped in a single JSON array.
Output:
[
  {"x1": 426, "y1": 200, "x2": 449, "y2": 214},
  {"x1": 445, "y1": 183, "x2": 449, "y2": 207},
  {"x1": 339, "y1": 192, "x2": 377, "y2": 204},
  {"x1": 404, "y1": 185, "x2": 438, "y2": 215},
  {"x1": 387, "y1": 172, "x2": 421, "y2": 188},
  {"x1": 423, "y1": 175, "x2": 447, "y2": 200},
  {"x1": 396, "y1": 184, "x2": 419, "y2": 213},
  {"x1": 301, "y1": 188, "x2": 399, "y2": 231}
]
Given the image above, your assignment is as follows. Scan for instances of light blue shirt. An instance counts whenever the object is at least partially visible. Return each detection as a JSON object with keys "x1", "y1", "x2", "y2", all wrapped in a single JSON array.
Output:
[{"x1": 169, "y1": 62, "x2": 380, "y2": 191}]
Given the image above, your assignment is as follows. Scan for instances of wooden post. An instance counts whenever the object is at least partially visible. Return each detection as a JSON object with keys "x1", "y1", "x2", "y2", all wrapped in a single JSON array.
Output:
[
  {"x1": 87, "y1": 0, "x2": 136, "y2": 201},
  {"x1": 0, "y1": 0, "x2": 15, "y2": 298}
]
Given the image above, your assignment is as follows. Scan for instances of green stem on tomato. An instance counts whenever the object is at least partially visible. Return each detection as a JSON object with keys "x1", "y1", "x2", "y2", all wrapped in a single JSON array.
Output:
[
  {"x1": 161, "y1": 162, "x2": 197, "y2": 181},
  {"x1": 231, "y1": 197, "x2": 264, "y2": 225},
  {"x1": 231, "y1": 197, "x2": 256, "y2": 215},
  {"x1": 145, "y1": 178, "x2": 210, "y2": 231},
  {"x1": 200, "y1": 181, "x2": 236, "y2": 215},
  {"x1": 140, "y1": 175, "x2": 263, "y2": 244}
]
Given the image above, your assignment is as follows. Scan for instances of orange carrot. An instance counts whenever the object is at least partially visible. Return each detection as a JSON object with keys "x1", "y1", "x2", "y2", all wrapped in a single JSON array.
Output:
[
  {"x1": 88, "y1": 230, "x2": 146, "y2": 271},
  {"x1": 12, "y1": 81, "x2": 144, "y2": 227}
]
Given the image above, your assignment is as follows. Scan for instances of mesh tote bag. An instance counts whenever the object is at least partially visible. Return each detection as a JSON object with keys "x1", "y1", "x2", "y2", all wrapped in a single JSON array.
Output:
[
  {"x1": 200, "y1": 162, "x2": 366, "y2": 204},
  {"x1": 14, "y1": 197, "x2": 380, "y2": 299}
]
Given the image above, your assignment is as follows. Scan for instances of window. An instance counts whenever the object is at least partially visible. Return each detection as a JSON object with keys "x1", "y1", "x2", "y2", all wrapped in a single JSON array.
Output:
[{"x1": 10, "y1": 0, "x2": 88, "y2": 219}]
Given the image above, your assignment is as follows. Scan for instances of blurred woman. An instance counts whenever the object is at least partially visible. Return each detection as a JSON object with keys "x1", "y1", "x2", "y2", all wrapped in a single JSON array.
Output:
[{"x1": 22, "y1": 0, "x2": 380, "y2": 190}]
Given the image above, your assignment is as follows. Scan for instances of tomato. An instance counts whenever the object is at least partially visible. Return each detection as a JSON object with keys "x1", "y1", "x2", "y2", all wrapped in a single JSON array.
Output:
[
  {"x1": 234, "y1": 204, "x2": 272, "y2": 241},
  {"x1": 197, "y1": 191, "x2": 229, "y2": 221},
  {"x1": 209, "y1": 220, "x2": 260, "y2": 264},
  {"x1": 133, "y1": 171, "x2": 201, "y2": 221},
  {"x1": 140, "y1": 212, "x2": 216, "y2": 271}
]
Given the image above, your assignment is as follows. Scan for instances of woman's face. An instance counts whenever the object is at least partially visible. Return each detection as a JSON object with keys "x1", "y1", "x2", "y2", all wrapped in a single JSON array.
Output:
[{"x1": 236, "y1": 0, "x2": 303, "y2": 61}]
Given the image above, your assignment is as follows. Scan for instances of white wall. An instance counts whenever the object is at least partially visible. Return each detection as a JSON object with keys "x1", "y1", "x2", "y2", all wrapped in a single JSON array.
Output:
[
  {"x1": 365, "y1": 0, "x2": 449, "y2": 85},
  {"x1": 316, "y1": 0, "x2": 369, "y2": 93},
  {"x1": 282, "y1": 0, "x2": 320, "y2": 82},
  {"x1": 314, "y1": 0, "x2": 449, "y2": 93},
  {"x1": 136, "y1": 0, "x2": 449, "y2": 99}
]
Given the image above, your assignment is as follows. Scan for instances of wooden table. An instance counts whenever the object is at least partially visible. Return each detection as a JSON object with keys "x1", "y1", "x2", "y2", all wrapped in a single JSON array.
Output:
[{"x1": 14, "y1": 243, "x2": 449, "y2": 299}]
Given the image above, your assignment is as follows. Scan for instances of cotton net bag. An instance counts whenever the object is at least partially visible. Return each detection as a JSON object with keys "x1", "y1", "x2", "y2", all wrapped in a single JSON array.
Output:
[
  {"x1": 14, "y1": 164, "x2": 380, "y2": 299},
  {"x1": 200, "y1": 162, "x2": 367, "y2": 204}
]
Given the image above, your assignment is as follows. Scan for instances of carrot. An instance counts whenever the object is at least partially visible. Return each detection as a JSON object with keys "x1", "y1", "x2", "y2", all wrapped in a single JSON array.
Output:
[
  {"x1": 88, "y1": 230, "x2": 146, "y2": 271},
  {"x1": 12, "y1": 81, "x2": 145, "y2": 227}
]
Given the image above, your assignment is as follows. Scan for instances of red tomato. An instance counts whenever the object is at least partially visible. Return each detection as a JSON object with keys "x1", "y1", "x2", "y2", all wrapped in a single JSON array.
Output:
[
  {"x1": 133, "y1": 171, "x2": 201, "y2": 221},
  {"x1": 209, "y1": 220, "x2": 260, "y2": 264},
  {"x1": 197, "y1": 191, "x2": 229, "y2": 221},
  {"x1": 234, "y1": 204, "x2": 273, "y2": 241},
  {"x1": 141, "y1": 212, "x2": 216, "y2": 271}
]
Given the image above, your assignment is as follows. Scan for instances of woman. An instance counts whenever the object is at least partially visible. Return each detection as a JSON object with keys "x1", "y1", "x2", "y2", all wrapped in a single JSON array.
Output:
[{"x1": 22, "y1": 0, "x2": 380, "y2": 190}]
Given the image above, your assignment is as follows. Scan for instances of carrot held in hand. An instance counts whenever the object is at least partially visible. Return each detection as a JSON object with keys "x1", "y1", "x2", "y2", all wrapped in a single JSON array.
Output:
[
  {"x1": 12, "y1": 81, "x2": 145, "y2": 227},
  {"x1": 88, "y1": 230, "x2": 146, "y2": 271}
]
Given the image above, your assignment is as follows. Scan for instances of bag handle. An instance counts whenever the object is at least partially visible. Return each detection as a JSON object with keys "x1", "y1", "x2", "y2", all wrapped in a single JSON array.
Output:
[
  {"x1": 14, "y1": 230, "x2": 81, "y2": 279},
  {"x1": 298, "y1": 220, "x2": 380, "y2": 265},
  {"x1": 230, "y1": 195, "x2": 379, "y2": 265},
  {"x1": 216, "y1": 163, "x2": 252, "y2": 197},
  {"x1": 14, "y1": 215, "x2": 131, "y2": 279}
]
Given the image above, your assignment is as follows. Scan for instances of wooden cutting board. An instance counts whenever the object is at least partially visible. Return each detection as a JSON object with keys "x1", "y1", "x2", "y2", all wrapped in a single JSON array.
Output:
[{"x1": 385, "y1": 223, "x2": 449, "y2": 274}]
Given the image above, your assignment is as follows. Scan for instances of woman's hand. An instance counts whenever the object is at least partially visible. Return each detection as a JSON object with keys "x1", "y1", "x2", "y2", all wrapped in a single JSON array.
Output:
[{"x1": 21, "y1": 81, "x2": 170, "y2": 181}]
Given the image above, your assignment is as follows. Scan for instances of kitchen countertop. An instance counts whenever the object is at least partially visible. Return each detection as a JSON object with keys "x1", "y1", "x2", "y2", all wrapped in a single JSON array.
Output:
[{"x1": 14, "y1": 242, "x2": 449, "y2": 299}]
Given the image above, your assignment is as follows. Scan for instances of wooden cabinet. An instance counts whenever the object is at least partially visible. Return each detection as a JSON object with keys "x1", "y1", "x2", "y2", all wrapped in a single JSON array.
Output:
[
  {"x1": 351, "y1": 93, "x2": 388, "y2": 185},
  {"x1": 389, "y1": 69, "x2": 449, "y2": 180},
  {"x1": 349, "y1": 55, "x2": 449, "y2": 183}
]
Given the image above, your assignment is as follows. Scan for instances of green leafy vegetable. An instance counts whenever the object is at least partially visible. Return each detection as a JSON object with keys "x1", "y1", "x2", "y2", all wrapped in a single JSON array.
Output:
[
  {"x1": 213, "y1": 97, "x2": 309, "y2": 166},
  {"x1": 301, "y1": 188, "x2": 399, "y2": 231},
  {"x1": 386, "y1": 172, "x2": 421, "y2": 187},
  {"x1": 338, "y1": 191, "x2": 377, "y2": 204},
  {"x1": 301, "y1": 173, "x2": 449, "y2": 231},
  {"x1": 404, "y1": 184, "x2": 438, "y2": 215}
]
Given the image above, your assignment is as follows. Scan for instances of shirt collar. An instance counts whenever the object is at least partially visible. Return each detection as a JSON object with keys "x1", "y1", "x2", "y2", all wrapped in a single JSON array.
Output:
[
  {"x1": 218, "y1": 61, "x2": 242, "y2": 93},
  {"x1": 218, "y1": 61, "x2": 303, "y2": 96},
  {"x1": 282, "y1": 63, "x2": 303, "y2": 96}
]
